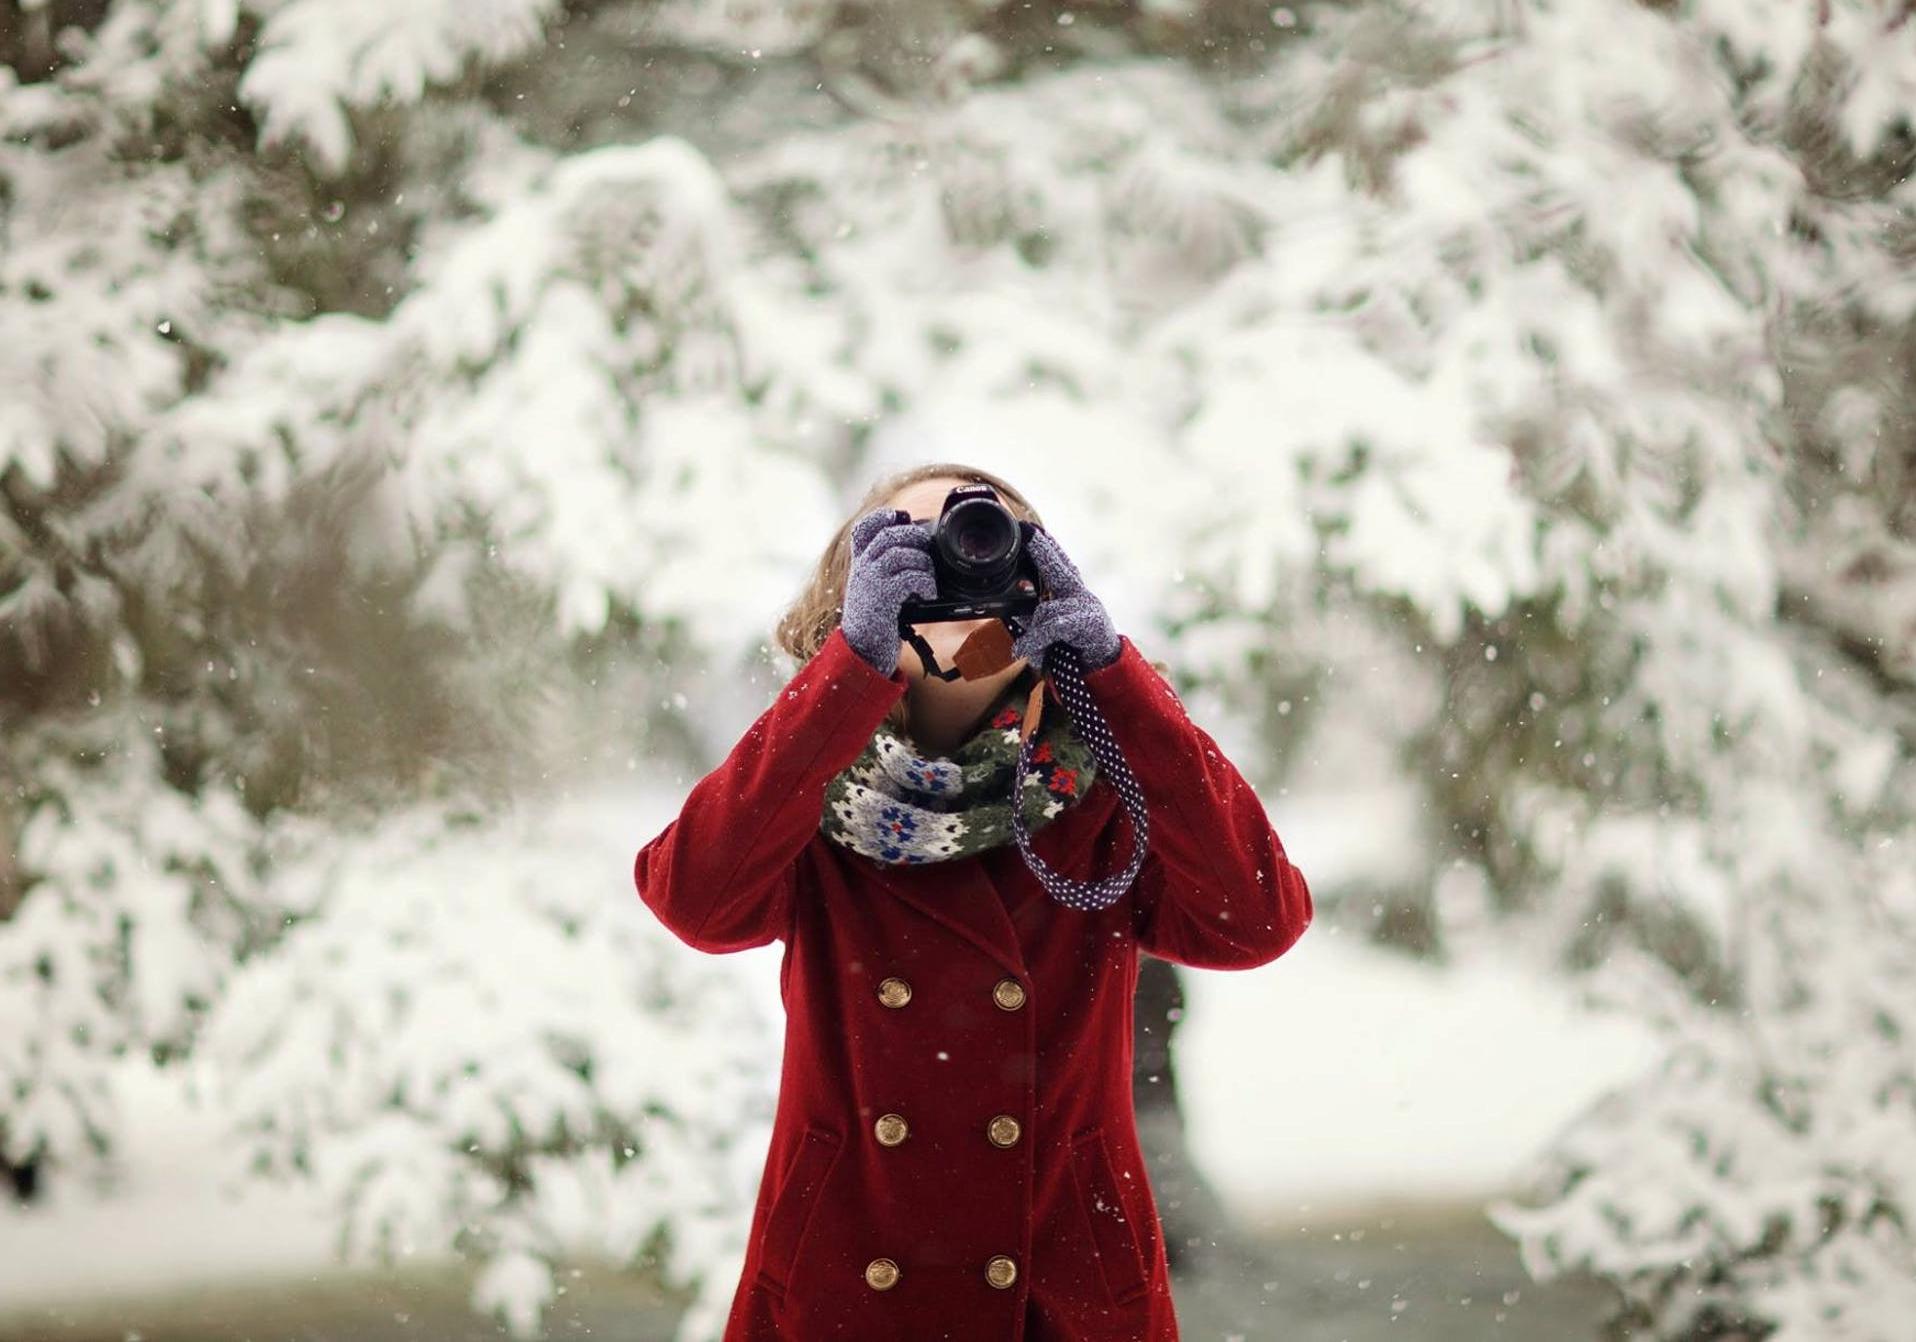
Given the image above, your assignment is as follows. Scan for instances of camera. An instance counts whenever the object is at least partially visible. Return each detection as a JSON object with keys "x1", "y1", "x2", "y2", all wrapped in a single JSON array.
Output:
[{"x1": 895, "y1": 484, "x2": 1043, "y2": 665}]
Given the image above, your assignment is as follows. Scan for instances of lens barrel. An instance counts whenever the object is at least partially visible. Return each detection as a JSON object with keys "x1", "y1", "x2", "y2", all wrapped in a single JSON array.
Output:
[{"x1": 934, "y1": 488, "x2": 1023, "y2": 598}]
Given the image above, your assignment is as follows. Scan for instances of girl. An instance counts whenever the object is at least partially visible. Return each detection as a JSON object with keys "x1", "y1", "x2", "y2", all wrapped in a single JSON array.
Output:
[{"x1": 634, "y1": 462, "x2": 1312, "y2": 1341}]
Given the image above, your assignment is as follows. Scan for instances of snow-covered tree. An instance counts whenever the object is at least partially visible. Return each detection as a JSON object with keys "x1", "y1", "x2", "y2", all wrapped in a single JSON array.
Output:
[
  {"x1": 5, "y1": 0, "x2": 1914, "y2": 1337},
  {"x1": 1164, "y1": 4, "x2": 1913, "y2": 1337}
]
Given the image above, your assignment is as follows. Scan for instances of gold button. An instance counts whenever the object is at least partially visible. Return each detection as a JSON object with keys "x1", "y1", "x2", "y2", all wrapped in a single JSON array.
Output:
[
  {"x1": 985, "y1": 1254, "x2": 1017, "y2": 1289},
  {"x1": 874, "y1": 1113, "x2": 909, "y2": 1146},
  {"x1": 992, "y1": 977, "x2": 1027, "y2": 1011},
  {"x1": 987, "y1": 1115, "x2": 1022, "y2": 1148},
  {"x1": 877, "y1": 977, "x2": 912, "y2": 1008},
  {"x1": 865, "y1": 1257, "x2": 901, "y2": 1291}
]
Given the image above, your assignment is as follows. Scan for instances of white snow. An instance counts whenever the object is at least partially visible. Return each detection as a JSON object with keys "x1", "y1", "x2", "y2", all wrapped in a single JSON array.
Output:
[
  {"x1": 0, "y1": 781, "x2": 1658, "y2": 1313},
  {"x1": 0, "y1": 1065, "x2": 348, "y2": 1307},
  {"x1": 1179, "y1": 914, "x2": 1663, "y2": 1220}
]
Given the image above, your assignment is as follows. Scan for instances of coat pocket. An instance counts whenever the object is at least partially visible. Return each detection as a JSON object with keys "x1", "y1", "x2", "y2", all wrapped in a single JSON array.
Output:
[
  {"x1": 1068, "y1": 1126, "x2": 1149, "y2": 1304},
  {"x1": 755, "y1": 1123, "x2": 843, "y2": 1297}
]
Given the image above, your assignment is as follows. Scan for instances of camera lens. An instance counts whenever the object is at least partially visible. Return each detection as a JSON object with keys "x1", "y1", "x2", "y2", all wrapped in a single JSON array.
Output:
[
  {"x1": 945, "y1": 499, "x2": 1015, "y2": 567},
  {"x1": 930, "y1": 487, "x2": 1028, "y2": 602}
]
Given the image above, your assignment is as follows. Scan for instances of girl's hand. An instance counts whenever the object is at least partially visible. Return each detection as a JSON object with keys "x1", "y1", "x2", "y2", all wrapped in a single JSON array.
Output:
[
  {"x1": 1011, "y1": 523, "x2": 1121, "y2": 672},
  {"x1": 840, "y1": 507, "x2": 938, "y2": 677}
]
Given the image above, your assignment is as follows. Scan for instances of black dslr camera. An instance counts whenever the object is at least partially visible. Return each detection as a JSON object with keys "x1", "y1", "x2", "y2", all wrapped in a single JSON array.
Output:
[{"x1": 896, "y1": 484, "x2": 1043, "y2": 681}]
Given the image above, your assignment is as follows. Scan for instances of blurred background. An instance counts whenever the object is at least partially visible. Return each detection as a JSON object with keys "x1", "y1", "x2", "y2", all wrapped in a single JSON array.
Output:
[{"x1": 1, "y1": 1, "x2": 1912, "y2": 1339}]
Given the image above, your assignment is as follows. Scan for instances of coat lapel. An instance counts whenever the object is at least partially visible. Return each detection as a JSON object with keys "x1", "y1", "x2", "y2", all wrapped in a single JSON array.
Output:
[
  {"x1": 864, "y1": 855, "x2": 1027, "y2": 980},
  {"x1": 858, "y1": 777, "x2": 1129, "y2": 980}
]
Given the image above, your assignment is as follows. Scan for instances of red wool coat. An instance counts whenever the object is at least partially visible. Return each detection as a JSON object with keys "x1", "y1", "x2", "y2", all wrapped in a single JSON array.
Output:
[{"x1": 634, "y1": 625, "x2": 1312, "y2": 1341}]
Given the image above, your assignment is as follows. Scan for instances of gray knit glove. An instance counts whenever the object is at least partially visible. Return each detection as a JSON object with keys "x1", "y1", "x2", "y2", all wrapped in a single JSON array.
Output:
[
  {"x1": 840, "y1": 507, "x2": 938, "y2": 678},
  {"x1": 1010, "y1": 523, "x2": 1121, "y2": 672}
]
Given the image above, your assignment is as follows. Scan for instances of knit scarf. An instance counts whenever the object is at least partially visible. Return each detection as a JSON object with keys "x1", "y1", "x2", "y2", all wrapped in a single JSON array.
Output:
[{"x1": 821, "y1": 669, "x2": 1100, "y2": 865}]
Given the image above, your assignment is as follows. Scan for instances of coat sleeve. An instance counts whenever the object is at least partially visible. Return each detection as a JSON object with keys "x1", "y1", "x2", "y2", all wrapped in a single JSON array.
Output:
[
  {"x1": 634, "y1": 624, "x2": 907, "y2": 954},
  {"x1": 1079, "y1": 634, "x2": 1313, "y2": 971}
]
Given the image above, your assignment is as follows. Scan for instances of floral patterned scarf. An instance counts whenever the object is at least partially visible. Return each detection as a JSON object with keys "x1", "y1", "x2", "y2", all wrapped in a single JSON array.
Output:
[{"x1": 820, "y1": 669, "x2": 1100, "y2": 865}]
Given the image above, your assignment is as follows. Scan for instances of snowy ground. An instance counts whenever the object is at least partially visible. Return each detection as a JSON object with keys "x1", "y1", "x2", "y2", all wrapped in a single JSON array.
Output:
[
  {"x1": 0, "y1": 771, "x2": 1662, "y2": 1328},
  {"x1": 1180, "y1": 919, "x2": 1661, "y2": 1226},
  {"x1": 0, "y1": 907, "x2": 1655, "y2": 1323}
]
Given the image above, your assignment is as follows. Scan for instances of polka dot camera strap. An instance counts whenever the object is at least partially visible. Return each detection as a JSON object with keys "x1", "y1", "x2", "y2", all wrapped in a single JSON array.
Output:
[{"x1": 1009, "y1": 642, "x2": 1150, "y2": 910}]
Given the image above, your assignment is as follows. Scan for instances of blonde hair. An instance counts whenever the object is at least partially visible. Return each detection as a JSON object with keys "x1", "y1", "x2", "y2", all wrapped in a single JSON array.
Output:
[{"x1": 775, "y1": 463, "x2": 1047, "y2": 734}]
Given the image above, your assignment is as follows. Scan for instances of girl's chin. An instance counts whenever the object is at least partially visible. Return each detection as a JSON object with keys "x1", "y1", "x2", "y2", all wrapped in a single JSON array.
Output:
[
  {"x1": 900, "y1": 660, "x2": 1031, "y2": 692},
  {"x1": 899, "y1": 632, "x2": 963, "y2": 673},
  {"x1": 899, "y1": 623, "x2": 1026, "y2": 684}
]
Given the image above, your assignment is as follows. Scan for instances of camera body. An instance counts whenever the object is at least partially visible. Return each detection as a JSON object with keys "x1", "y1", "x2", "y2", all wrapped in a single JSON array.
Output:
[{"x1": 896, "y1": 484, "x2": 1042, "y2": 634}]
